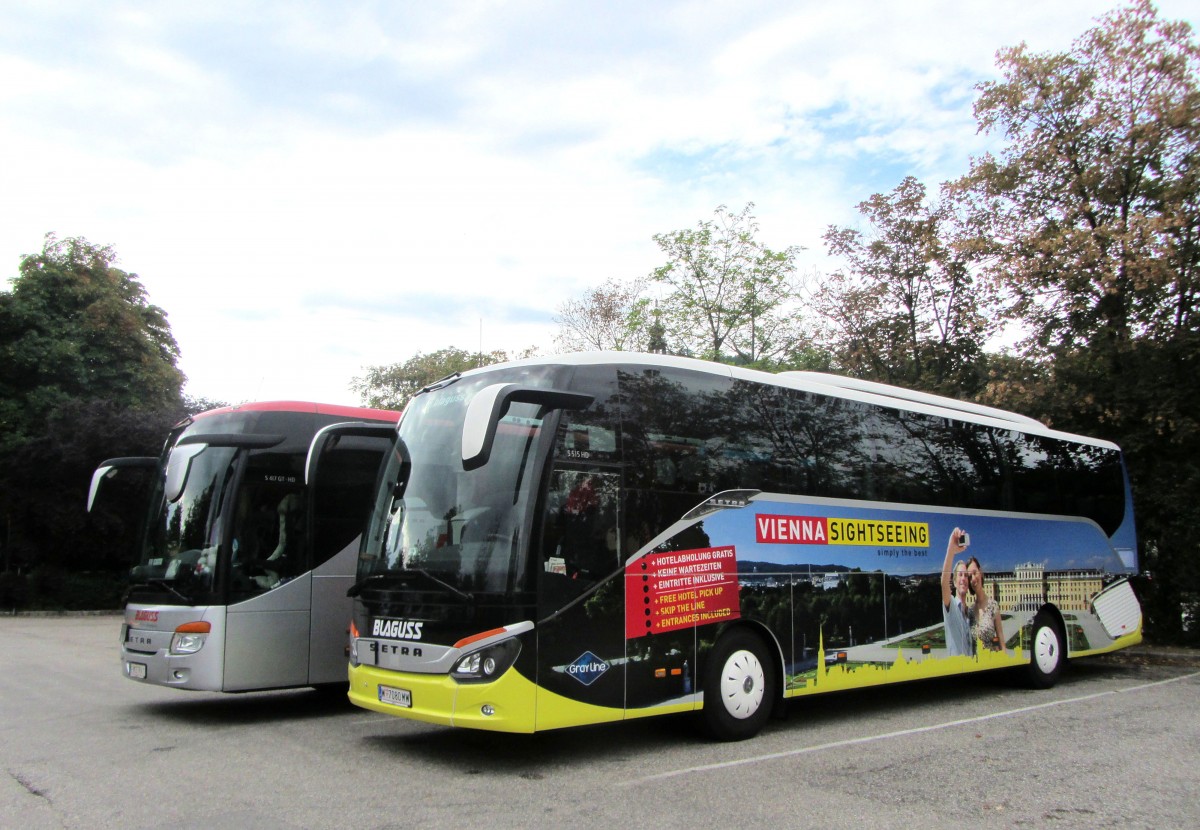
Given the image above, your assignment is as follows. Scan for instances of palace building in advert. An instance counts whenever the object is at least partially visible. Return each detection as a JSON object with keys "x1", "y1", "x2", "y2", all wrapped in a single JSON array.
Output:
[{"x1": 984, "y1": 562, "x2": 1105, "y2": 614}]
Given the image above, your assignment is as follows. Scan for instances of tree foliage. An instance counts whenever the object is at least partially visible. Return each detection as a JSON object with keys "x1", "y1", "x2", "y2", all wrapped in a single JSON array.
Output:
[
  {"x1": 0, "y1": 234, "x2": 184, "y2": 452},
  {"x1": 5, "y1": 3, "x2": 1194, "y2": 640},
  {"x1": 821, "y1": 177, "x2": 998, "y2": 395},
  {"x1": 4, "y1": 399, "x2": 184, "y2": 577},
  {"x1": 554, "y1": 276, "x2": 652, "y2": 352},
  {"x1": 553, "y1": 204, "x2": 811, "y2": 368},
  {"x1": 352, "y1": 347, "x2": 517, "y2": 410},
  {"x1": 0, "y1": 235, "x2": 187, "y2": 594},
  {"x1": 651, "y1": 204, "x2": 808, "y2": 364},
  {"x1": 962, "y1": 0, "x2": 1199, "y2": 358}
]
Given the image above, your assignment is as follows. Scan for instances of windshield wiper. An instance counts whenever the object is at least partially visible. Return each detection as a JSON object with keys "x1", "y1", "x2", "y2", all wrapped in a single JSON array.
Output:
[
  {"x1": 419, "y1": 372, "x2": 462, "y2": 394},
  {"x1": 348, "y1": 570, "x2": 473, "y2": 603},
  {"x1": 133, "y1": 579, "x2": 195, "y2": 605},
  {"x1": 408, "y1": 568, "x2": 474, "y2": 602}
]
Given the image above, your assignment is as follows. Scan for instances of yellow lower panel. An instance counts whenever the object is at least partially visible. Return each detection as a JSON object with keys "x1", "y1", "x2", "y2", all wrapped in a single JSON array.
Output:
[
  {"x1": 786, "y1": 642, "x2": 1028, "y2": 698},
  {"x1": 348, "y1": 663, "x2": 537, "y2": 733},
  {"x1": 1069, "y1": 627, "x2": 1143, "y2": 658},
  {"x1": 349, "y1": 663, "x2": 669, "y2": 733},
  {"x1": 623, "y1": 700, "x2": 697, "y2": 722},
  {"x1": 534, "y1": 683, "x2": 630, "y2": 732}
]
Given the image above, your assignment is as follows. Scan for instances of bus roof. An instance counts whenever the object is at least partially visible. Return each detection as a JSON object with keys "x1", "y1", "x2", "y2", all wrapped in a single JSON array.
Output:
[
  {"x1": 780, "y1": 371, "x2": 1047, "y2": 430},
  {"x1": 194, "y1": 401, "x2": 400, "y2": 423},
  {"x1": 459, "y1": 352, "x2": 1120, "y2": 452}
]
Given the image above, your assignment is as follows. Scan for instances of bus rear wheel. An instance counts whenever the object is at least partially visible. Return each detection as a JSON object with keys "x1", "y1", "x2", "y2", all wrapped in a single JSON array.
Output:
[
  {"x1": 701, "y1": 629, "x2": 775, "y2": 741},
  {"x1": 1026, "y1": 611, "x2": 1065, "y2": 689}
]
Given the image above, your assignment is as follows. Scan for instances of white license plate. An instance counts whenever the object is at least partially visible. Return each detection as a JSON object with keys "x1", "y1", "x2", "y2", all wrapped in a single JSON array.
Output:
[
  {"x1": 127, "y1": 662, "x2": 147, "y2": 679},
  {"x1": 378, "y1": 685, "x2": 411, "y2": 707}
]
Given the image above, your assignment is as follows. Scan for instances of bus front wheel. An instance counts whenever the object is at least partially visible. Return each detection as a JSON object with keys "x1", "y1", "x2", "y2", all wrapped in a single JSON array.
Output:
[
  {"x1": 701, "y1": 629, "x2": 775, "y2": 741},
  {"x1": 1026, "y1": 611, "x2": 1065, "y2": 689}
]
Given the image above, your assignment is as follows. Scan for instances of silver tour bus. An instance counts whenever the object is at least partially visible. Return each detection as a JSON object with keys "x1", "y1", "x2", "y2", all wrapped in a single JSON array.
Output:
[{"x1": 89, "y1": 401, "x2": 399, "y2": 692}]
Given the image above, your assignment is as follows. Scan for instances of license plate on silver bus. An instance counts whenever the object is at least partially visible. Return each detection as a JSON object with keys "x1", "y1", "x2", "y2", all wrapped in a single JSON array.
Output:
[
  {"x1": 127, "y1": 662, "x2": 147, "y2": 679},
  {"x1": 378, "y1": 685, "x2": 411, "y2": 707}
]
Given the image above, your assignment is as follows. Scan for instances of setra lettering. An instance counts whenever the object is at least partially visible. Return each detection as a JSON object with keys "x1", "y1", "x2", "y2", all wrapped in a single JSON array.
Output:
[{"x1": 377, "y1": 644, "x2": 423, "y2": 657}]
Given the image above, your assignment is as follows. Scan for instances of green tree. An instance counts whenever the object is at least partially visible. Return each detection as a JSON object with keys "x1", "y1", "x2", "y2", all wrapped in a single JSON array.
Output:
[
  {"x1": 651, "y1": 204, "x2": 807, "y2": 365},
  {"x1": 0, "y1": 234, "x2": 184, "y2": 451},
  {"x1": 352, "y1": 347, "x2": 516, "y2": 410},
  {"x1": 959, "y1": 1, "x2": 1200, "y2": 642},
  {"x1": 183, "y1": 395, "x2": 232, "y2": 416},
  {"x1": 821, "y1": 177, "x2": 997, "y2": 395},
  {"x1": 0, "y1": 235, "x2": 186, "y2": 602},
  {"x1": 554, "y1": 276, "x2": 652, "y2": 352},
  {"x1": 963, "y1": 0, "x2": 1199, "y2": 360},
  {"x1": 6, "y1": 399, "x2": 183, "y2": 575}
]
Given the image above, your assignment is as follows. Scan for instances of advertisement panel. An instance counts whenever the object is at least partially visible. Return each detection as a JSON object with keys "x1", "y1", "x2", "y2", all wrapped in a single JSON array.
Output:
[{"x1": 622, "y1": 492, "x2": 1140, "y2": 707}]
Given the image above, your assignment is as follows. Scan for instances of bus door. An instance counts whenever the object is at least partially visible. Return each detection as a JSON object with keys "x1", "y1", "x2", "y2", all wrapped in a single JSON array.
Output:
[
  {"x1": 535, "y1": 466, "x2": 626, "y2": 730},
  {"x1": 305, "y1": 427, "x2": 396, "y2": 685},
  {"x1": 223, "y1": 454, "x2": 311, "y2": 691}
]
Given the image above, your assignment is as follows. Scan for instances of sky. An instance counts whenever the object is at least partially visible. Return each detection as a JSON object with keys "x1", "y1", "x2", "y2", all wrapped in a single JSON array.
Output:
[{"x1": 2, "y1": 1, "x2": 1196, "y2": 407}]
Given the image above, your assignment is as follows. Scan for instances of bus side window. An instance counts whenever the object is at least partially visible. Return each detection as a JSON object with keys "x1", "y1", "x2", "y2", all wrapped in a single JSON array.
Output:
[
  {"x1": 228, "y1": 459, "x2": 306, "y2": 595},
  {"x1": 311, "y1": 442, "x2": 391, "y2": 569},
  {"x1": 541, "y1": 469, "x2": 619, "y2": 584}
]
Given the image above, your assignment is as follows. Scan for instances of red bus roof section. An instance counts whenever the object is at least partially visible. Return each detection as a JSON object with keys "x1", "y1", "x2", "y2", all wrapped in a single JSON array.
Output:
[{"x1": 195, "y1": 401, "x2": 400, "y2": 422}]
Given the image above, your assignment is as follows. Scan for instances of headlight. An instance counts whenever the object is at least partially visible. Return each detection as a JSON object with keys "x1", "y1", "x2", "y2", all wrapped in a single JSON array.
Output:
[
  {"x1": 170, "y1": 621, "x2": 211, "y2": 655},
  {"x1": 348, "y1": 621, "x2": 360, "y2": 666},
  {"x1": 451, "y1": 638, "x2": 521, "y2": 683},
  {"x1": 170, "y1": 632, "x2": 206, "y2": 654}
]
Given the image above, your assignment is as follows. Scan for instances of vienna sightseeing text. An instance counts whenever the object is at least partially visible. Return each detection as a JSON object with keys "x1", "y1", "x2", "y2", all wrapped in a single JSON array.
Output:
[{"x1": 755, "y1": 514, "x2": 929, "y2": 547}]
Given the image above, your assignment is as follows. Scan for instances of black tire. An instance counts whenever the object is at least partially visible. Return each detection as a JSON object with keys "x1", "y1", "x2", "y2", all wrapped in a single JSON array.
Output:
[
  {"x1": 1026, "y1": 611, "x2": 1065, "y2": 689},
  {"x1": 700, "y1": 628, "x2": 776, "y2": 741}
]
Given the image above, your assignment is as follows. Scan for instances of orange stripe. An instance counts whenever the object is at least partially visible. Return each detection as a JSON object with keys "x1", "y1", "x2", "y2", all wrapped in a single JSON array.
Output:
[
  {"x1": 174, "y1": 621, "x2": 211, "y2": 634},
  {"x1": 453, "y1": 627, "x2": 507, "y2": 649}
]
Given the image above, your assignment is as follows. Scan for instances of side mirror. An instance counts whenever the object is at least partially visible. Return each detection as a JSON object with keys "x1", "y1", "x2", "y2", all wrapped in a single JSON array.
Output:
[
  {"x1": 88, "y1": 457, "x2": 157, "y2": 513},
  {"x1": 461, "y1": 384, "x2": 594, "y2": 471},
  {"x1": 305, "y1": 422, "x2": 399, "y2": 487}
]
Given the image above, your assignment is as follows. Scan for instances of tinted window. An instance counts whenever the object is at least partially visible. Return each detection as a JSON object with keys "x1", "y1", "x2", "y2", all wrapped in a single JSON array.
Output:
[
  {"x1": 615, "y1": 367, "x2": 1124, "y2": 535},
  {"x1": 226, "y1": 451, "x2": 306, "y2": 599},
  {"x1": 310, "y1": 436, "x2": 392, "y2": 568},
  {"x1": 556, "y1": 364, "x2": 622, "y2": 466},
  {"x1": 619, "y1": 368, "x2": 737, "y2": 496}
]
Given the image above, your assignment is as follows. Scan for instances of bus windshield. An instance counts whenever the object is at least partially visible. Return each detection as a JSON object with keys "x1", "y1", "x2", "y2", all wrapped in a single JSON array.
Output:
[
  {"x1": 360, "y1": 374, "x2": 552, "y2": 596},
  {"x1": 132, "y1": 440, "x2": 237, "y2": 601}
]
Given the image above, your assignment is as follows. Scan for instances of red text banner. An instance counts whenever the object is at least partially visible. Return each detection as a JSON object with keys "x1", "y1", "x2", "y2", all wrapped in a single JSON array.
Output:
[
  {"x1": 756, "y1": 514, "x2": 829, "y2": 544},
  {"x1": 626, "y1": 546, "x2": 741, "y2": 638}
]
